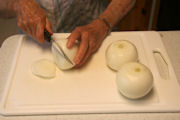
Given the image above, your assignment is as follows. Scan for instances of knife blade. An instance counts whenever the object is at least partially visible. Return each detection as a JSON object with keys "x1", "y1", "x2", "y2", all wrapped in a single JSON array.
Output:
[{"x1": 44, "y1": 30, "x2": 73, "y2": 65}]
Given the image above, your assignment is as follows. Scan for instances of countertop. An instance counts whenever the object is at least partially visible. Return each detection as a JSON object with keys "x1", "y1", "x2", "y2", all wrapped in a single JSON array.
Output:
[{"x1": 0, "y1": 31, "x2": 180, "y2": 120}]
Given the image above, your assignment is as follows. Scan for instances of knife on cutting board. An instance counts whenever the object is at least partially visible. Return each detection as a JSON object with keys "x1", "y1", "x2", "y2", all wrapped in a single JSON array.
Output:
[{"x1": 44, "y1": 29, "x2": 73, "y2": 65}]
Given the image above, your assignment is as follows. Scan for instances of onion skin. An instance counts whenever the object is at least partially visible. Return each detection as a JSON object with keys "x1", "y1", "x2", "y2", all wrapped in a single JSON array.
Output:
[
  {"x1": 106, "y1": 40, "x2": 138, "y2": 71},
  {"x1": 116, "y1": 62, "x2": 153, "y2": 99}
]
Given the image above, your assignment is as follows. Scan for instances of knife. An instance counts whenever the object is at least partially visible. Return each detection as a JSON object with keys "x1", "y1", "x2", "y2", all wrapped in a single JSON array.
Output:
[{"x1": 44, "y1": 29, "x2": 73, "y2": 65}]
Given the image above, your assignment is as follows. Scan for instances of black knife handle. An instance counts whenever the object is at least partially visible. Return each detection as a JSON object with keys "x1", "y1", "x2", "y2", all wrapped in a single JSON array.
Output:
[{"x1": 44, "y1": 29, "x2": 51, "y2": 42}]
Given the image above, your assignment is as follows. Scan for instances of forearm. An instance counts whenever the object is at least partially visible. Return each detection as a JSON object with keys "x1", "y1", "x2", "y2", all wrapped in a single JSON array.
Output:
[
  {"x1": 99, "y1": 0, "x2": 136, "y2": 29},
  {"x1": 0, "y1": 0, "x2": 18, "y2": 18}
]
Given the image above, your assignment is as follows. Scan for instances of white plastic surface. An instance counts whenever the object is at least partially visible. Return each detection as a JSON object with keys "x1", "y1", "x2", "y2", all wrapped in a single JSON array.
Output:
[
  {"x1": 153, "y1": 51, "x2": 169, "y2": 80},
  {"x1": 0, "y1": 32, "x2": 180, "y2": 115}
]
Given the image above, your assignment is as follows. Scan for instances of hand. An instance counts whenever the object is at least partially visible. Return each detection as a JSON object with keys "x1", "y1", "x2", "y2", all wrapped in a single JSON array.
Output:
[
  {"x1": 15, "y1": 0, "x2": 52, "y2": 43},
  {"x1": 67, "y1": 19, "x2": 109, "y2": 68}
]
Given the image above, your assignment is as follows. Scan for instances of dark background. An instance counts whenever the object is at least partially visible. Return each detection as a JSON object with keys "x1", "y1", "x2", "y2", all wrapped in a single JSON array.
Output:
[{"x1": 157, "y1": 0, "x2": 180, "y2": 30}]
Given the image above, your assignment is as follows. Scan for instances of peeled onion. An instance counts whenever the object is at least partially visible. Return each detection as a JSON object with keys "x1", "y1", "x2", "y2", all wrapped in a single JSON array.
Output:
[
  {"x1": 51, "y1": 39, "x2": 78, "y2": 70},
  {"x1": 31, "y1": 59, "x2": 56, "y2": 78},
  {"x1": 116, "y1": 62, "x2": 153, "y2": 99},
  {"x1": 106, "y1": 40, "x2": 138, "y2": 71}
]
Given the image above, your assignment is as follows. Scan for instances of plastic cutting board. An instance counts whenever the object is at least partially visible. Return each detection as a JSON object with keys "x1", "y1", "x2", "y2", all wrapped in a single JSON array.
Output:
[{"x1": 0, "y1": 31, "x2": 180, "y2": 115}]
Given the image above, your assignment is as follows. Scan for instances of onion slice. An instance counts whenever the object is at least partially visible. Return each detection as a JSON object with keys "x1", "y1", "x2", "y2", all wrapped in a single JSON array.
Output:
[{"x1": 31, "y1": 59, "x2": 56, "y2": 78}]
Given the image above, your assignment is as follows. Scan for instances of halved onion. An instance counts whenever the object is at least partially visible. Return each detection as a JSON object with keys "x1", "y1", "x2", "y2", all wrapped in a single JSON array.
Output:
[{"x1": 51, "y1": 39, "x2": 78, "y2": 70}]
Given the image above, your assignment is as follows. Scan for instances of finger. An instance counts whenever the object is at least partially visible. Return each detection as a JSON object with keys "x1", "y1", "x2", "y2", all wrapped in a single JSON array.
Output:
[
  {"x1": 36, "y1": 21, "x2": 45, "y2": 43},
  {"x1": 31, "y1": 22, "x2": 37, "y2": 39},
  {"x1": 27, "y1": 24, "x2": 34, "y2": 38},
  {"x1": 19, "y1": 21, "x2": 28, "y2": 35},
  {"x1": 18, "y1": 11, "x2": 32, "y2": 35},
  {"x1": 74, "y1": 49, "x2": 92, "y2": 68},
  {"x1": 21, "y1": 20, "x2": 33, "y2": 37},
  {"x1": 17, "y1": 14, "x2": 29, "y2": 35},
  {"x1": 74, "y1": 33, "x2": 89, "y2": 64},
  {"x1": 75, "y1": 38, "x2": 97, "y2": 68},
  {"x1": 67, "y1": 28, "x2": 81, "y2": 48},
  {"x1": 45, "y1": 17, "x2": 53, "y2": 35},
  {"x1": 27, "y1": 18, "x2": 36, "y2": 38},
  {"x1": 18, "y1": 14, "x2": 36, "y2": 40}
]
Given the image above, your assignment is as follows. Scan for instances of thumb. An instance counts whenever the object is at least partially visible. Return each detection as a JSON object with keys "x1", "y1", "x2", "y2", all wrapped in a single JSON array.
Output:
[{"x1": 45, "y1": 17, "x2": 53, "y2": 35}]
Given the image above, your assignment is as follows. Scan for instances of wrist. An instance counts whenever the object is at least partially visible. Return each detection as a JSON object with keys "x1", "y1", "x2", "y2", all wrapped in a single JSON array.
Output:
[{"x1": 97, "y1": 17, "x2": 112, "y2": 36}]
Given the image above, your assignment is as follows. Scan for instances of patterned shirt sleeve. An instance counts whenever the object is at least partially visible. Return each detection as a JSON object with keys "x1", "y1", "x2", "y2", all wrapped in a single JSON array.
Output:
[{"x1": 35, "y1": 0, "x2": 108, "y2": 33}]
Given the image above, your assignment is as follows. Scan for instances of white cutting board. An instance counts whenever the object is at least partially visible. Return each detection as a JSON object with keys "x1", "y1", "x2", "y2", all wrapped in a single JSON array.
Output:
[{"x1": 0, "y1": 31, "x2": 180, "y2": 115}]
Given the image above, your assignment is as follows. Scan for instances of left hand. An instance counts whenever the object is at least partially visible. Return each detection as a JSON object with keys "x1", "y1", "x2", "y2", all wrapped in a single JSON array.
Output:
[{"x1": 67, "y1": 19, "x2": 109, "y2": 68}]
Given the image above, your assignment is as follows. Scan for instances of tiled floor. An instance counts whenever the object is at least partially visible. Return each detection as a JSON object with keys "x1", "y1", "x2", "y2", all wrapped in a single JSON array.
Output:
[{"x1": 0, "y1": 18, "x2": 18, "y2": 46}]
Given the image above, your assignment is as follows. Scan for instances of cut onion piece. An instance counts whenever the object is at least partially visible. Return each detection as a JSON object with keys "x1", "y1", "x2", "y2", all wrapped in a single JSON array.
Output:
[
  {"x1": 51, "y1": 39, "x2": 78, "y2": 70},
  {"x1": 31, "y1": 59, "x2": 56, "y2": 78}
]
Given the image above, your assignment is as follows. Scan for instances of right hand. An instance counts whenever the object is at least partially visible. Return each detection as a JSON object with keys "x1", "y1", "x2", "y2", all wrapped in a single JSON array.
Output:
[{"x1": 15, "y1": 0, "x2": 52, "y2": 43}]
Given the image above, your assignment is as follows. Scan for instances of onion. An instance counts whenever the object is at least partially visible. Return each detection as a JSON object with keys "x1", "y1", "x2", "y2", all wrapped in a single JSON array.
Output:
[
  {"x1": 31, "y1": 59, "x2": 56, "y2": 78},
  {"x1": 116, "y1": 62, "x2": 153, "y2": 99},
  {"x1": 106, "y1": 40, "x2": 138, "y2": 71},
  {"x1": 51, "y1": 39, "x2": 78, "y2": 70}
]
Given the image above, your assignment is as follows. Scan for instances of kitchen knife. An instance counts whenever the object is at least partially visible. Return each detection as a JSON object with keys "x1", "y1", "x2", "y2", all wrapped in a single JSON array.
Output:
[{"x1": 44, "y1": 30, "x2": 73, "y2": 65}]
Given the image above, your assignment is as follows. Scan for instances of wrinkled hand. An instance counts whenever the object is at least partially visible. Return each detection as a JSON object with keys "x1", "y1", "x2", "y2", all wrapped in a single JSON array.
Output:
[
  {"x1": 15, "y1": 0, "x2": 52, "y2": 43},
  {"x1": 67, "y1": 19, "x2": 109, "y2": 68}
]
